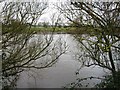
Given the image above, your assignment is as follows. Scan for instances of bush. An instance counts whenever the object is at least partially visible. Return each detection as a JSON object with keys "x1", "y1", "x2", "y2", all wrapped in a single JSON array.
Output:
[{"x1": 95, "y1": 71, "x2": 120, "y2": 88}]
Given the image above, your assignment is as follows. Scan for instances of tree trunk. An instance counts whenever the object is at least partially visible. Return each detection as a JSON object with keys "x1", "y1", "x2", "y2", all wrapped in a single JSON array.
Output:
[{"x1": 108, "y1": 47, "x2": 117, "y2": 87}]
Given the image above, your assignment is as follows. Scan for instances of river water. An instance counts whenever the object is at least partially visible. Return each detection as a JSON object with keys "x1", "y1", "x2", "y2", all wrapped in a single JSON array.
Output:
[{"x1": 17, "y1": 34, "x2": 108, "y2": 88}]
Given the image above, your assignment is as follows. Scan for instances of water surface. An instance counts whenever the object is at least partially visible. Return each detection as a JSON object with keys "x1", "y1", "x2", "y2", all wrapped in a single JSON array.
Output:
[{"x1": 17, "y1": 34, "x2": 108, "y2": 88}]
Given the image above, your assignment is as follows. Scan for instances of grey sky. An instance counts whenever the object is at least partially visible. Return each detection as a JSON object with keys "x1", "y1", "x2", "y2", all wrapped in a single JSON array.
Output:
[
  {"x1": 1, "y1": 0, "x2": 117, "y2": 24},
  {"x1": 0, "y1": 0, "x2": 69, "y2": 24},
  {"x1": 38, "y1": 0, "x2": 69, "y2": 24}
]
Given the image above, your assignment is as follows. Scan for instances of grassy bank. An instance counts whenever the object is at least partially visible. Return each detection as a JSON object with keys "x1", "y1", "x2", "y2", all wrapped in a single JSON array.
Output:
[
  {"x1": 30, "y1": 26, "x2": 120, "y2": 35},
  {"x1": 30, "y1": 26, "x2": 95, "y2": 34}
]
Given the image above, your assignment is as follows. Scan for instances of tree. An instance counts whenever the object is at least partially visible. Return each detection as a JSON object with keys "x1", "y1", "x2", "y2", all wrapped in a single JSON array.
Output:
[
  {"x1": 1, "y1": 2, "x2": 67, "y2": 89},
  {"x1": 58, "y1": 1, "x2": 120, "y2": 88}
]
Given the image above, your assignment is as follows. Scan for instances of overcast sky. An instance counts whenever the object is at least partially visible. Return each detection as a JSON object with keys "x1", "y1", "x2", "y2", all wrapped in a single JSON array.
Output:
[
  {"x1": 1, "y1": 0, "x2": 116, "y2": 24},
  {"x1": 38, "y1": 0, "x2": 69, "y2": 24},
  {"x1": 0, "y1": 0, "x2": 69, "y2": 24}
]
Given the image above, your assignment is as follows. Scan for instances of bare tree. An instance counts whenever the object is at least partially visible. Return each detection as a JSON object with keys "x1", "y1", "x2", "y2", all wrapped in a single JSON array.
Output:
[
  {"x1": 1, "y1": 2, "x2": 67, "y2": 88},
  {"x1": 58, "y1": 1, "x2": 120, "y2": 88}
]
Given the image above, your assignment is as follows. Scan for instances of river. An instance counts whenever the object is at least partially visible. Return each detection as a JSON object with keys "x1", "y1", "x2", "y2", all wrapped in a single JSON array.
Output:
[{"x1": 17, "y1": 34, "x2": 109, "y2": 88}]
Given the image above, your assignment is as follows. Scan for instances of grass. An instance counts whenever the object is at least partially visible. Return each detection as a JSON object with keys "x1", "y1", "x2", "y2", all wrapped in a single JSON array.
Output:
[
  {"x1": 30, "y1": 26, "x2": 120, "y2": 35},
  {"x1": 30, "y1": 26, "x2": 95, "y2": 34}
]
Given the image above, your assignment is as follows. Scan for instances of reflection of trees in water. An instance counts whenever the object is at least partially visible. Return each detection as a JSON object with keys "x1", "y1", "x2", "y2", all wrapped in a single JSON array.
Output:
[{"x1": 1, "y1": 2, "x2": 67, "y2": 89}]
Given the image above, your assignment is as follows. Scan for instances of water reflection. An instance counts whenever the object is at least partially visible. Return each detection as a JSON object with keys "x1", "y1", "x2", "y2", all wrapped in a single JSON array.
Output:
[{"x1": 17, "y1": 34, "x2": 108, "y2": 88}]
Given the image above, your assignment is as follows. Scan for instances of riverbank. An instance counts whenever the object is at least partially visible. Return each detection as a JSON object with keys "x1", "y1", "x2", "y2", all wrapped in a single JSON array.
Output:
[{"x1": 30, "y1": 26, "x2": 120, "y2": 35}]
